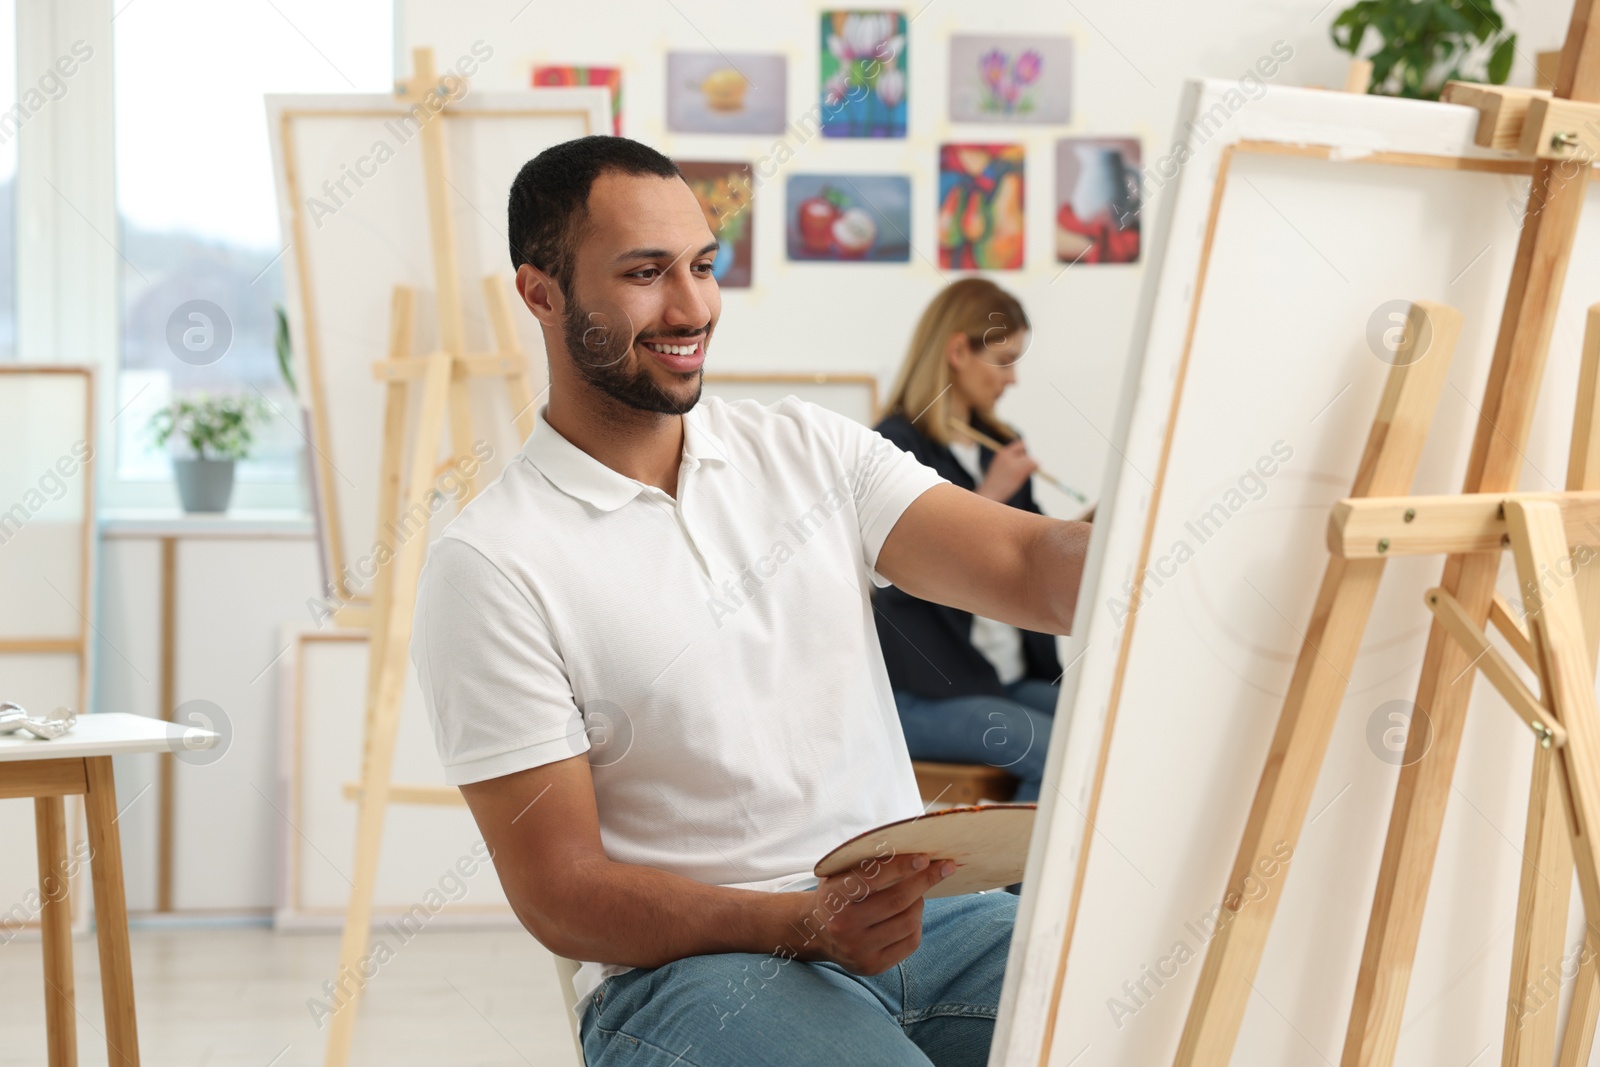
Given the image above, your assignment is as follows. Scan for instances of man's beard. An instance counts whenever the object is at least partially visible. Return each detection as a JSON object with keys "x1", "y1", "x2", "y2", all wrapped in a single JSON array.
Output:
[{"x1": 561, "y1": 292, "x2": 704, "y2": 416}]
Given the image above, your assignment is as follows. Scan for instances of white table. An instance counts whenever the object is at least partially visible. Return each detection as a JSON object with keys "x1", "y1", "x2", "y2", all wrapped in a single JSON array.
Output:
[{"x1": 1, "y1": 713, "x2": 219, "y2": 1067}]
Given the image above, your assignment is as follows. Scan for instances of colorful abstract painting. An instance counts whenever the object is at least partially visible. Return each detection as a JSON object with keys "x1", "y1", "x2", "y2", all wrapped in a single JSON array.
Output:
[
  {"x1": 679, "y1": 161, "x2": 755, "y2": 288},
  {"x1": 666, "y1": 53, "x2": 787, "y2": 134},
  {"x1": 786, "y1": 175, "x2": 911, "y2": 262},
  {"x1": 948, "y1": 35, "x2": 1072, "y2": 124},
  {"x1": 820, "y1": 11, "x2": 907, "y2": 138},
  {"x1": 1055, "y1": 137, "x2": 1141, "y2": 265},
  {"x1": 938, "y1": 145, "x2": 1024, "y2": 270},
  {"x1": 532, "y1": 65, "x2": 623, "y2": 136}
]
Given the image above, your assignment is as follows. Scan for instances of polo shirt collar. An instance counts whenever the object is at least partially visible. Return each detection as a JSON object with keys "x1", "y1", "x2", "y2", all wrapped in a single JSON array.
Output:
[{"x1": 521, "y1": 402, "x2": 730, "y2": 512}]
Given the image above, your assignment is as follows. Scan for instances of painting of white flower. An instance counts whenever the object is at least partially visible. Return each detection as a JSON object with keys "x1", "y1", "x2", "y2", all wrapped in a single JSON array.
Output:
[{"x1": 820, "y1": 10, "x2": 909, "y2": 138}]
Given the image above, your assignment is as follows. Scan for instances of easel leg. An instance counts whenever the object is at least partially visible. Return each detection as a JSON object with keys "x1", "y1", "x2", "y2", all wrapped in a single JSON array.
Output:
[
  {"x1": 447, "y1": 376, "x2": 477, "y2": 503},
  {"x1": 361, "y1": 287, "x2": 412, "y2": 750},
  {"x1": 35, "y1": 794, "x2": 77, "y2": 1067},
  {"x1": 322, "y1": 354, "x2": 453, "y2": 1067},
  {"x1": 1509, "y1": 303, "x2": 1600, "y2": 1065},
  {"x1": 1560, "y1": 939, "x2": 1600, "y2": 1066},
  {"x1": 1342, "y1": 149, "x2": 1594, "y2": 1067},
  {"x1": 1506, "y1": 502, "x2": 1600, "y2": 1067},
  {"x1": 84, "y1": 757, "x2": 138, "y2": 1067},
  {"x1": 1556, "y1": 558, "x2": 1600, "y2": 1066},
  {"x1": 1504, "y1": 750, "x2": 1574, "y2": 1062},
  {"x1": 1175, "y1": 302, "x2": 1459, "y2": 1064},
  {"x1": 482, "y1": 275, "x2": 542, "y2": 443}
]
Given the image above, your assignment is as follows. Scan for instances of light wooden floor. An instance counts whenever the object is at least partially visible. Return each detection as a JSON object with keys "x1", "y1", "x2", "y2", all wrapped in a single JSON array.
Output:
[{"x1": 0, "y1": 922, "x2": 582, "y2": 1066}]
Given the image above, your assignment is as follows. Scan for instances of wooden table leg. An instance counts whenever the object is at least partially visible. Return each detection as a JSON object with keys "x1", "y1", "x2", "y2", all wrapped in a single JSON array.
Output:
[
  {"x1": 84, "y1": 756, "x2": 139, "y2": 1067},
  {"x1": 35, "y1": 794, "x2": 77, "y2": 1067}
]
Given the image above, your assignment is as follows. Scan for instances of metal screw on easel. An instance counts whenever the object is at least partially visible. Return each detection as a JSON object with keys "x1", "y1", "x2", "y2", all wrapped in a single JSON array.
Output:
[
  {"x1": 1534, "y1": 721, "x2": 1556, "y2": 749},
  {"x1": 1552, "y1": 131, "x2": 1581, "y2": 152},
  {"x1": 1403, "y1": 508, "x2": 1416, "y2": 523},
  {"x1": 1377, "y1": 538, "x2": 1390, "y2": 554}
]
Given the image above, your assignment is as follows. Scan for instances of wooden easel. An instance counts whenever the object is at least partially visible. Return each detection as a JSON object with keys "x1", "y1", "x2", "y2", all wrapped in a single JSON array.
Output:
[
  {"x1": 320, "y1": 48, "x2": 541, "y2": 1067},
  {"x1": 1170, "y1": 5, "x2": 1600, "y2": 1065}
]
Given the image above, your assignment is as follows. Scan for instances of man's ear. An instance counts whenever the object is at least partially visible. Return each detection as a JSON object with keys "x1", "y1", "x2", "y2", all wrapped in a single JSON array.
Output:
[{"x1": 516, "y1": 263, "x2": 563, "y2": 329}]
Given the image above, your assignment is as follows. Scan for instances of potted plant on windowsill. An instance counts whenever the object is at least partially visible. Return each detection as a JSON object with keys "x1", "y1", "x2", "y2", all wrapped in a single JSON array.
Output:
[{"x1": 147, "y1": 392, "x2": 271, "y2": 513}]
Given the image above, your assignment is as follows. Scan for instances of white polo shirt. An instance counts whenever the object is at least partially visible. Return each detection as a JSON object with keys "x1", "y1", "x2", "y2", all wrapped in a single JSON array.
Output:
[{"x1": 409, "y1": 394, "x2": 948, "y2": 1011}]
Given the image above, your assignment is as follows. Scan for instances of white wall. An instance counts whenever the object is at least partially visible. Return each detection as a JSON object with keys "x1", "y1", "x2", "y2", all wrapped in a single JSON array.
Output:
[
  {"x1": 394, "y1": 0, "x2": 1572, "y2": 516},
  {"x1": 9, "y1": 0, "x2": 1572, "y2": 924}
]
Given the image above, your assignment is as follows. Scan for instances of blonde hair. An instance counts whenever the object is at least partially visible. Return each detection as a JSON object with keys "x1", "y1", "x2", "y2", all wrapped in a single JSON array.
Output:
[{"x1": 880, "y1": 278, "x2": 1031, "y2": 445}]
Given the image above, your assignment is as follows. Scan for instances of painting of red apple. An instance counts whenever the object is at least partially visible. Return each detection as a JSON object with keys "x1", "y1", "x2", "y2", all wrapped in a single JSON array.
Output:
[{"x1": 785, "y1": 175, "x2": 911, "y2": 262}]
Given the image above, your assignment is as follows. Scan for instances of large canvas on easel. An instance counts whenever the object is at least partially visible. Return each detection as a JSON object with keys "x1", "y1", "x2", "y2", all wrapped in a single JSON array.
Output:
[
  {"x1": 265, "y1": 88, "x2": 610, "y2": 607},
  {"x1": 995, "y1": 81, "x2": 1600, "y2": 1065}
]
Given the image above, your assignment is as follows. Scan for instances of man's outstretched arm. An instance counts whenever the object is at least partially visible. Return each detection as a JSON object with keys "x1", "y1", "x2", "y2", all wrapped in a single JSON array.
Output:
[
  {"x1": 461, "y1": 754, "x2": 954, "y2": 972},
  {"x1": 875, "y1": 482, "x2": 1090, "y2": 636}
]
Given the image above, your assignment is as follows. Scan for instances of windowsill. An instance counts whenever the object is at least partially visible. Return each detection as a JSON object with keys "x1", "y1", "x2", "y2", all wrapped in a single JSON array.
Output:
[{"x1": 98, "y1": 507, "x2": 316, "y2": 540}]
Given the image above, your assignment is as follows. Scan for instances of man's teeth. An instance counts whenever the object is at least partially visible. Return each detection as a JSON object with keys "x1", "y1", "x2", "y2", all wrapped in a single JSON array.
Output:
[{"x1": 643, "y1": 341, "x2": 698, "y2": 356}]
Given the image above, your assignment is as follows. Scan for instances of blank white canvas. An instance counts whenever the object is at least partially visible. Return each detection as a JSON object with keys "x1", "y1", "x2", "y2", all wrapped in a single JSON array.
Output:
[{"x1": 274, "y1": 629, "x2": 512, "y2": 927}]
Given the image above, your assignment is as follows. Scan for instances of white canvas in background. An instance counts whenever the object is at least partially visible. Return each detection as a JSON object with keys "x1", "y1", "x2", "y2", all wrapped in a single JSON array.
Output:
[
  {"x1": 0, "y1": 369, "x2": 95, "y2": 937},
  {"x1": 994, "y1": 80, "x2": 1600, "y2": 1067},
  {"x1": 274, "y1": 627, "x2": 512, "y2": 928},
  {"x1": 266, "y1": 87, "x2": 611, "y2": 608}
]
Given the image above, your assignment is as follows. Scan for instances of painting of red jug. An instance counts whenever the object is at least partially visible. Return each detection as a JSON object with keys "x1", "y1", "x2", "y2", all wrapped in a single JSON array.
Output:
[
  {"x1": 786, "y1": 175, "x2": 911, "y2": 262},
  {"x1": 1055, "y1": 137, "x2": 1142, "y2": 265}
]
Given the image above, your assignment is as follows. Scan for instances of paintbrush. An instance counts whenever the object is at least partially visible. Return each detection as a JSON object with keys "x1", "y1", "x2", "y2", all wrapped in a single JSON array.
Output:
[{"x1": 949, "y1": 420, "x2": 1088, "y2": 504}]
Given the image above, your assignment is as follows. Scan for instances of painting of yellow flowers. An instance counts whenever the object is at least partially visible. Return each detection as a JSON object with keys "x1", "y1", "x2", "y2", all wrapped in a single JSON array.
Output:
[{"x1": 678, "y1": 161, "x2": 755, "y2": 287}]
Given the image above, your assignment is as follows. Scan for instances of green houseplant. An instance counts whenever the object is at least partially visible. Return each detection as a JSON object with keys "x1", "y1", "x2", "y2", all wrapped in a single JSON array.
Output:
[
  {"x1": 147, "y1": 392, "x2": 271, "y2": 512},
  {"x1": 1332, "y1": 0, "x2": 1517, "y2": 100}
]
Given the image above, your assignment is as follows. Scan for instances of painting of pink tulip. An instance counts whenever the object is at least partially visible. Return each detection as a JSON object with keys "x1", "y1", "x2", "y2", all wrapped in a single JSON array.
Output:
[
  {"x1": 949, "y1": 34, "x2": 1073, "y2": 124},
  {"x1": 820, "y1": 11, "x2": 908, "y2": 138}
]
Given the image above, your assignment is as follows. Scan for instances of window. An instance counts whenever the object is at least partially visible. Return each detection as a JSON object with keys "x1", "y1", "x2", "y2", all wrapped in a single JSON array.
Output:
[{"x1": 112, "y1": 0, "x2": 392, "y2": 506}]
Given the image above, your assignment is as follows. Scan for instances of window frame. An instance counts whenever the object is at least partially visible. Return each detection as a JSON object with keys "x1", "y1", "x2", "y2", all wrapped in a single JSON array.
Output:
[{"x1": 28, "y1": 0, "x2": 393, "y2": 513}]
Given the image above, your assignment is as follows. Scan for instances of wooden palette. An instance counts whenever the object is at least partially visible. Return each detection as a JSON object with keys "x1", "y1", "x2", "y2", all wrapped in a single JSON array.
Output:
[{"x1": 814, "y1": 804, "x2": 1037, "y2": 899}]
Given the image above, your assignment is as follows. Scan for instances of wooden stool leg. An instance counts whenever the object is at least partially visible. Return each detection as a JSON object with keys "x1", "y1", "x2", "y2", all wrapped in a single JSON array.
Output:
[
  {"x1": 84, "y1": 756, "x2": 138, "y2": 1067},
  {"x1": 35, "y1": 794, "x2": 78, "y2": 1067}
]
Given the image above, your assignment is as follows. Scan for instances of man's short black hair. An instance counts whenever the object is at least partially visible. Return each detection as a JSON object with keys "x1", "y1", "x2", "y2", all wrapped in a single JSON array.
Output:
[{"x1": 507, "y1": 135, "x2": 684, "y2": 296}]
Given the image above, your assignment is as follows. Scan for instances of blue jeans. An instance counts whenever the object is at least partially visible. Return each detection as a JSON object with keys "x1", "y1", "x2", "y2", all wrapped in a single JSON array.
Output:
[
  {"x1": 894, "y1": 680, "x2": 1060, "y2": 803},
  {"x1": 578, "y1": 891, "x2": 1017, "y2": 1066}
]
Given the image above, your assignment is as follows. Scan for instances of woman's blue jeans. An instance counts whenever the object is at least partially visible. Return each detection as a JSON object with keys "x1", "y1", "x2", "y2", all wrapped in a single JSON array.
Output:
[
  {"x1": 579, "y1": 891, "x2": 1017, "y2": 1066},
  {"x1": 893, "y1": 679, "x2": 1060, "y2": 803}
]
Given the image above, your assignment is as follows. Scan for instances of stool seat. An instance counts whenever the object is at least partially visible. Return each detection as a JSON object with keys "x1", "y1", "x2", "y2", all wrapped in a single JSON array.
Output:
[{"x1": 911, "y1": 760, "x2": 1018, "y2": 806}]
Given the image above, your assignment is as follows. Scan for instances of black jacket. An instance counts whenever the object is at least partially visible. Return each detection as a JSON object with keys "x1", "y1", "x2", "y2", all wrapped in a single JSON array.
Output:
[{"x1": 872, "y1": 411, "x2": 1063, "y2": 699}]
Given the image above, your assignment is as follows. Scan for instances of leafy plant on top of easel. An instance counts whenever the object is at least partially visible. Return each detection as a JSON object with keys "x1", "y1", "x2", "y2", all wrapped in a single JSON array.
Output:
[{"x1": 1331, "y1": 0, "x2": 1517, "y2": 99}]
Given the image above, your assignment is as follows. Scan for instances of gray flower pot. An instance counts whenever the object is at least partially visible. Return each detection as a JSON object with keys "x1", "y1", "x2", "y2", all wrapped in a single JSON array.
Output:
[{"x1": 172, "y1": 457, "x2": 236, "y2": 513}]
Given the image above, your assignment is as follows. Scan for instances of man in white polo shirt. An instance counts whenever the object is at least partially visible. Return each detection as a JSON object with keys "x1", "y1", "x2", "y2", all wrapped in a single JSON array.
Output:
[{"x1": 410, "y1": 135, "x2": 1088, "y2": 1067}]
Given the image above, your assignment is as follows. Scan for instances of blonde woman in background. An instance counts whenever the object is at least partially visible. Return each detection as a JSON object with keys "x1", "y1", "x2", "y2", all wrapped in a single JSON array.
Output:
[{"x1": 873, "y1": 278, "x2": 1064, "y2": 809}]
